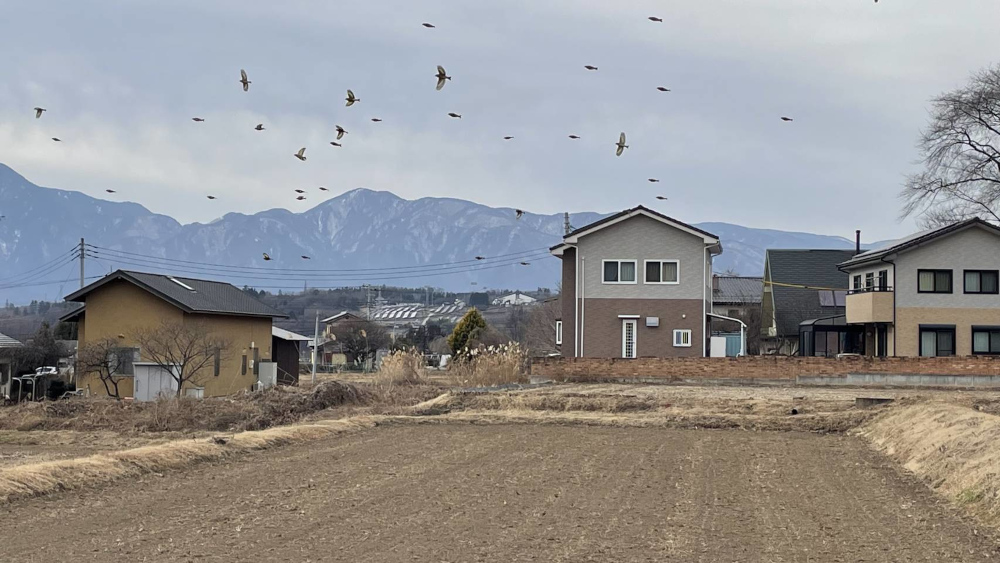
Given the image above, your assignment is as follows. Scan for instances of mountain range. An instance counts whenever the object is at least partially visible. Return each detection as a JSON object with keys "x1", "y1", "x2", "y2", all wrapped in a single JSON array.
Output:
[{"x1": 0, "y1": 163, "x2": 869, "y2": 305}]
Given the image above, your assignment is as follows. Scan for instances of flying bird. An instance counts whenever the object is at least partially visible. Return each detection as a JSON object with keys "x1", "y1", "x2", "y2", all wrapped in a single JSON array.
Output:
[
  {"x1": 656, "y1": 195, "x2": 668, "y2": 200},
  {"x1": 319, "y1": 187, "x2": 329, "y2": 191},
  {"x1": 192, "y1": 117, "x2": 205, "y2": 122},
  {"x1": 649, "y1": 16, "x2": 663, "y2": 22},
  {"x1": 296, "y1": 196, "x2": 306, "y2": 201},
  {"x1": 435, "y1": 65, "x2": 451, "y2": 90},
  {"x1": 255, "y1": 124, "x2": 265, "y2": 131},
  {"x1": 301, "y1": 255, "x2": 311, "y2": 260},
  {"x1": 239, "y1": 69, "x2": 251, "y2": 92},
  {"x1": 648, "y1": 178, "x2": 660, "y2": 183},
  {"x1": 345, "y1": 89, "x2": 359, "y2": 107},
  {"x1": 34, "y1": 107, "x2": 46, "y2": 119},
  {"x1": 422, "y1": 22, "x2": 436, "y2": 28},
  {"x1": 519, "y1": 262, "x2": 530, "y2": 266},
  {"x1": 515, "y1": 209, "x2": 524, "y2": 219},
  {"x1": 262, "y1": 253, "x2": 272, "y2": 261},
  {"x1": 503, "y1": 136, "x2": 514, "y2": 140},
  {"x1": 294, "y1": 189, "x2": 305, "y2": 193},
  {"x1": 615, "y1": 132, "x2": 629, "y2": 156},
  {"x1": 371, "y1": 118, "x2": 382, "y2": 122},
  {"x1": 780, "y1": 116, "x2": 794, "y2": 122},
  {"x1": 51, "y1": 137, "x2": 61, "y2": 142},
  {"x1": 294, "y1": 148, "x2": 307, "y2": 161},
  {"x1": 584, "y1": 65, "x2": 598, "y2": 71},
  {"x1": 447, "y1": 112, "x2": 462, "y2": 119},
  {"x1": 568, "y1": 135, "x2": 580, "y2": 139},
  {"x1": 475, "y1": 256, "x2": 485, "y2": 260},
  {"x1": 656, "y1": 87, "x2": 671, "y2": 92},
  {"x1": 330, "y1": 141, "x2": 342, "y2": 147},
  {"x1": 207, "y1": 196, "x2": 217, "y2": 200},
  {"x1": 105, "y1": 189, "x2": 116, "y2": 193},
  {"x1": 335, "y1": 125, "x2": 347, "y2": 140}
]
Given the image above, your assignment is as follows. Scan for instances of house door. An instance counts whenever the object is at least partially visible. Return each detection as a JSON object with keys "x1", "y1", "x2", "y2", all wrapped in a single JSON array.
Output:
[
  {"x1": 622, "y1": 319, "x2": 637, "y2": 359},
  {"x1": 876, "y1": 325, "x2": 888, "y2": 357}
]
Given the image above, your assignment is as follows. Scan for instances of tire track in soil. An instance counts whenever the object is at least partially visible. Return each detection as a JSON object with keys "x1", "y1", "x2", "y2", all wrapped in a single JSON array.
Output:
[{"x1": 0, "y1": 425, "x2": 997, "y2": 562}]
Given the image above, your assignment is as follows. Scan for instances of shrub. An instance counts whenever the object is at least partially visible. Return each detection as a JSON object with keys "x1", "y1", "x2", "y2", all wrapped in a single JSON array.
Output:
[
  {"x1": 377, "y1": 348, "x2": 426, "y2": 386},
  {"x1": 448, "y1": 308, "x2": 487, "y2": 356},
  {"x1": 449, "y1": 342, "x2": 529, "y2": 388}
]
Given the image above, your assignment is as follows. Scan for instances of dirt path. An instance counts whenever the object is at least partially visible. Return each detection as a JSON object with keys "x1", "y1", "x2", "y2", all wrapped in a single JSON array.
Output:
[{"x1": 0, "y1": 424, "x2": 994, "y2": 562}]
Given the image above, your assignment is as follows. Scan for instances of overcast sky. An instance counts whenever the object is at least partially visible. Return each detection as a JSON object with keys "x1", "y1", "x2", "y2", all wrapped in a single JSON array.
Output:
[{"x1": 2, "y1": 1, "x2": 999, "y2": 241}]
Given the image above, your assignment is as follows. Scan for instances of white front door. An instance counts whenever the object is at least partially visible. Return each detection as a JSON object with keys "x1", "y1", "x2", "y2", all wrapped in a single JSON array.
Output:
[{"x1": 622, "y1": 319, "x2": 637, "y2": 359}]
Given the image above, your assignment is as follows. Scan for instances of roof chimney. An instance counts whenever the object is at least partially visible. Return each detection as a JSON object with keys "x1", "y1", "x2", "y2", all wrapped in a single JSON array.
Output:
[
  {"x1": 712, "y1": 274, "x2": 720, "y2": 291},
  {"x1": 855, "y1": 230, "x2": 861, "y2": 255}
]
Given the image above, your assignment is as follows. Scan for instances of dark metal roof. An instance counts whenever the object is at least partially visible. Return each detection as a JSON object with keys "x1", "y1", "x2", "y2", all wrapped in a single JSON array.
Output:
[
  {"x1": 0, "y1": 331, "x2": 23, "y2": 348},
  {"x1": 765, "y1": 249, "x2": 855, "y2": 337},
  {"x1": 64, "y1": 270, "x2": 288, "y2": 319},
  {"x1": 840, "y1": 218, "x2": 1000, "y2": 268},
  {"x1": 713, "y1": 276, "x2": 763, "y2": 305}
]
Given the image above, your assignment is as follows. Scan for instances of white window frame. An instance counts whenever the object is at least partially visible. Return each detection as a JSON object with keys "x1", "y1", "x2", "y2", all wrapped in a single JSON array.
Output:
[
  {"x1": 673, "y1": 329, "x2": 692, "y2": 348},
  {"x1": 602, "y1": 259, "x2": 638, "y2": 285},
  {"x1": 644, "y1": 259, "x2": 680, "y2": 285},
  {"x1": 555, "y1": 321, "x2": 563, "y2": 345},
  {"x1": 622, "y1": 319, "x2": 638, "y2": 358}
]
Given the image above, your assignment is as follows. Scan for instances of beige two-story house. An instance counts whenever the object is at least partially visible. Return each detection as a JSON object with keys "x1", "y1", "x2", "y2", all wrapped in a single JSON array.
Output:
[
  {"x1": 551, "y1": 206, "x2": 723, "y2": 358},
  {"x1": 839, "y1": 218, "x2": 1000, "y2": 357}
]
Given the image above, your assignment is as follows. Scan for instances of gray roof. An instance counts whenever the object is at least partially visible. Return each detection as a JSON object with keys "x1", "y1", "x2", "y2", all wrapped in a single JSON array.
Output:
[
  {"x1": 713, "y1": 276, "x2": 763, "y2": 305},
  {"x1": 65, "y1": 270, "x2": 288, "y2": 319},
  {"x1": 840, "y1": 218, "x2": 1000, "y2": 268},
  {"x1": 0, "y1": 331, "x2": 23, "y2": 348},
  {"x1": 765, "y1": 249, "x2": 856, "y2": 337}
]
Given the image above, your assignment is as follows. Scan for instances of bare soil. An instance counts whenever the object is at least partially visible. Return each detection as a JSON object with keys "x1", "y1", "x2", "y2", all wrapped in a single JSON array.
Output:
[{"x1": 1, "y1": 424, "x2": 995, "y2": 562}]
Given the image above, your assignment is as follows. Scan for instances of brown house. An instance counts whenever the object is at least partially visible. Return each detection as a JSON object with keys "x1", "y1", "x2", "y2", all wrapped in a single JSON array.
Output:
[
  {"x1": 551, "y1": 206, "x2": 722, "y2": 358},
  {"x1": 62, "y1": 270, "x2": 287, "y2": 398}
]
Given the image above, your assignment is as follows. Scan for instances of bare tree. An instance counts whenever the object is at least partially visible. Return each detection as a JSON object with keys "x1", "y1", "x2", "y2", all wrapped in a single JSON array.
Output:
[
  {"x1": 132, "y1": 321, "x2": 229, "y2": 398},
  {"x1": 330, "y1": 320, "x2": 388, "y2": 367},
  {"x1": 77, "y1": 337, "x2": 134, "y2": 399},
  {"x1": 902, "y1": 64, "x2": 1000, "y2": 227},
  {"x1": 524, "y1": 299, "x2": 560, "y2": 355}
]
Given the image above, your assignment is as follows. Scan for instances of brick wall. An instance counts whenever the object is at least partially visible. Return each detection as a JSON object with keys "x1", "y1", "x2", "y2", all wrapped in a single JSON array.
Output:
[{"x1": 531, "y1": 355, "x2": 1000, "y2": 382}]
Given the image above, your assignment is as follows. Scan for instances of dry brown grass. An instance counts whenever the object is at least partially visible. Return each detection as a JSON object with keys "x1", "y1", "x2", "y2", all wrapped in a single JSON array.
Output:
[
  {"x1": 0, "y1": 416, "x2": 380, "y2": 505},
  {"x1": 448, "y1": 342, "x2": 529, "y2": 387},
  {"x1": 860, "y1": 402, "x2": 1000, "y2": 527},
  {"x1": 407, "y1": 390, "x2": 872, "y2": 433},
  {"x1": 378, "y1": 348, "x2": 427, "y2": 385},
  {"x1": 0, "y1": 381, "x2": 370, "y2": 434}
]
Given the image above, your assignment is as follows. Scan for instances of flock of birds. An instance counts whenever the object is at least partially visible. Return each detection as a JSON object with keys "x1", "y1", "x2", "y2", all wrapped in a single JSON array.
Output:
[{"x1": 26, "y1": 15, "x2": 801, "y2": 264}]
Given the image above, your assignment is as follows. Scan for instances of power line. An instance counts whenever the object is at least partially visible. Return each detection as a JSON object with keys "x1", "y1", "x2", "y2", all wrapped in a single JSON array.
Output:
[
  {"x1": 85, "y1": 243, "x2": 552, "y2": 274},
  {"x1": 0, "y1": 253, "x2": 81, "y2": 290},
  {"x1": 82, "y1": 248, "x2": 550, "y2": 281},
  {"x1": 0, "y1": 247, "x2": 79, "y2": 283}
]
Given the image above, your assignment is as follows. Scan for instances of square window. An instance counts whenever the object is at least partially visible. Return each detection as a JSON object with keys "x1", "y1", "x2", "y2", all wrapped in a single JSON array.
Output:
[
  {"x1": 918, "y1": 270, "x2": 952, "y2": 294},
  {"x1": 965, "y1": 270, "x2": 999, "y2": 294},
  {"x1": 673, "y1": 329, "x2": 692, "y2": 347},
  {"x1": 920, "y1": 326, "x2": 955, "y2": 357},
  {"x1": 644, "y1": 260, "x2": 679, "y2": 284},
  {"x1": 603, "y1": 261, "x2": 637, "y2": 284}
]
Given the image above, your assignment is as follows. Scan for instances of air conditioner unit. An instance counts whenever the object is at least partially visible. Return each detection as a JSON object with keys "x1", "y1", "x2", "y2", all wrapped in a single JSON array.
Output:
[{"x1": 645, "y1": 317, "x2": 659, "y2": 327}]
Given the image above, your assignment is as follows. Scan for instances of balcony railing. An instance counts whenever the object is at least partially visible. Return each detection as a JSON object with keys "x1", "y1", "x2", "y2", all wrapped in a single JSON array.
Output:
[{"x1": 847, "y1": 286, "x2": 893, "y2": 295}]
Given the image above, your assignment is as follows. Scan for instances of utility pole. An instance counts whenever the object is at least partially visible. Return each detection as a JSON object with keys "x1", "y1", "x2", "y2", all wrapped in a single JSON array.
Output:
[
  {"x1": 311, "y1": 310, "x2": 319, "y2": 385},
  {"x1": 79, "y1": 238, "x2": 85, "y2": 288}
]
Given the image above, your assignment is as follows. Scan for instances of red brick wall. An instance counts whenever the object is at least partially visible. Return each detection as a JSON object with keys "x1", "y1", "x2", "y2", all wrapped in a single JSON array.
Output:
[{"x1": 531, "y1": 355, "x2": 1000, "y2": 382}]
